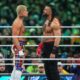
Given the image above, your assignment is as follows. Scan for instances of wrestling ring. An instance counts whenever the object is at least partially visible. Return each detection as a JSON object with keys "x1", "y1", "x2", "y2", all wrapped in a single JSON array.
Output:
[{"x1": 0, "y1": 26, "x2": 80, "y2": 80}]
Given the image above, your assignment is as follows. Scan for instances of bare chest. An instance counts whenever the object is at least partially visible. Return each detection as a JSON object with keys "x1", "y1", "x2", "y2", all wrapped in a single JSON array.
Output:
[
  {"x1": 20, "y1": 24, "x2": 25, "y2": 34},
  {"x1": 44, "y1": 26, "x2": 53, "y2": 33},
  {"x1": 43, "y1": 20, "x2": 53, "y2": 33}
]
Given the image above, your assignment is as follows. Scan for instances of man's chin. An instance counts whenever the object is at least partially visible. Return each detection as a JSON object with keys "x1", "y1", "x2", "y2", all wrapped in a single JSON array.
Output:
[
  {"x1": 42, "y1": 13, "x2": 48, "y2": 18},
  {"x1": 43, "y1": 13, "x2": 47, "y2": 16}
]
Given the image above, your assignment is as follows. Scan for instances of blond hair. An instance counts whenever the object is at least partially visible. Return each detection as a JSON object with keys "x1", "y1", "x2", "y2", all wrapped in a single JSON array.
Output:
[{"x1": 16, "y1": 5, "x2": 27, "y2": 15}]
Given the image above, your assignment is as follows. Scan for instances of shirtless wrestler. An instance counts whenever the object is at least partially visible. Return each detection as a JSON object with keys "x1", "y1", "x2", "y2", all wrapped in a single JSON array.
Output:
[
  {"x1": 10, "y1": 5, "x2": 28, "y2": 80},
  {"x1": 37, "y1": 5, "x2": 61, "y2": 80}
]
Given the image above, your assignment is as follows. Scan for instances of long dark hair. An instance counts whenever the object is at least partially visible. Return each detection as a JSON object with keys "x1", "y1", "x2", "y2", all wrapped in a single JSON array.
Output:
[
  {"x1": 42, "y1": 4, "x2": 59, "y2": 27},
  {"x1": 46, "y1": 4, "x2": 58, "y2": 23}
]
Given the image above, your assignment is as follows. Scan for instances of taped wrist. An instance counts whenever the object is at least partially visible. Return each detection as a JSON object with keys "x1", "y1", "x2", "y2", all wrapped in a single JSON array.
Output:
[
  {"x1": 52, "y1": 46, "x2": 58, "y2": 54},
  {"x1": 38, "y1": 42, "x2": 43, "y2": 49}
]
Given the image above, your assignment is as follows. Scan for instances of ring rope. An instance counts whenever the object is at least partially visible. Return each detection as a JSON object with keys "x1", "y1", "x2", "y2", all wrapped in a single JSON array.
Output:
[
  {"x1": 0, "y1": 63, "x2": 80, "y2": 66},
  {"x1": 0, "y1": 44, "x2": 80, "y2": 47},
  {"x1": 0, "y1": 73, "x2": 74, "y2": 76},
  {"x1": 0, "y1": 26, "x2": 79, "y2": 77},
  {"x1": 0, "y1": 26, "x2": 80, "y2": 28},
  {"x1": 1, "y1": 58, "x2": 80, "y2": 61},
  {"x1": 0, "y1": 36, "x2": 80, "y2": 38}
]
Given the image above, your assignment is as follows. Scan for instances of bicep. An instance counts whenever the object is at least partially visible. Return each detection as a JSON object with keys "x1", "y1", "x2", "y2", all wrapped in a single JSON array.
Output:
[
  {"x1": 54, "y1": 29, "x2": 61, "y2": 36},
  {"x1": 51, "y1": 18, "x2": 61, "y2": 29}
]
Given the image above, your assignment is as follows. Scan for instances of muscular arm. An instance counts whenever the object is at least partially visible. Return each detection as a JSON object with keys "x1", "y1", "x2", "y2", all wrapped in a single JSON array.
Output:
[
  {"x1": 54, "y1": 29, "x2": 61, "y2": 47},
  {"x1": 12, "y1": 23, "x2": 21, "y2": 50},
  {"x1": 51, "y1": 18, "x2": 61, "y2": 47}
]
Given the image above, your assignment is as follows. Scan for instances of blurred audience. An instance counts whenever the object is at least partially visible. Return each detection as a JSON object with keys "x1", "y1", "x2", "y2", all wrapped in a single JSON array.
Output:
[
  {"x1": 24, "y1": 64, "x2": 46, "y2": 80},
  {"x1": 58, "y1": 62, "x2": 69, "y2": 75},
  {"x1": 0, "y1": 0, "x2": 80, "y2": 26},
  {"x1": 0, "y1": 53, "x2": 5, "y2": 73},
  {"x1": 38, "y1": 64, "x2": 45, "y2": 74}
]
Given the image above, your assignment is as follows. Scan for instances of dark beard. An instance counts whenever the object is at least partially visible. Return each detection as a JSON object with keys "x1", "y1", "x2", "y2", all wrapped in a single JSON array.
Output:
[
  {"x1": 41, "y1": 13, "x2": 49, "y2": 24},
  {"x1": 42, "y1": 13, "x2": 48, "y2": 19}
]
